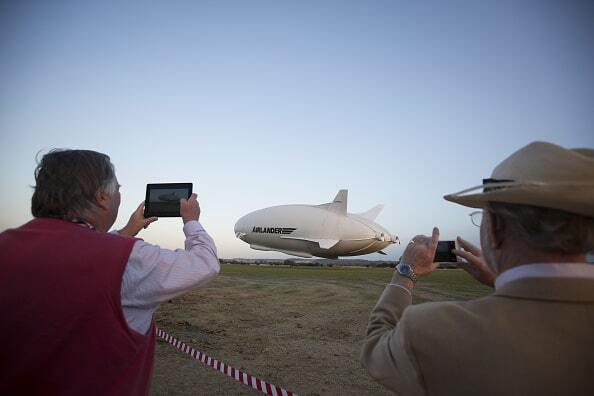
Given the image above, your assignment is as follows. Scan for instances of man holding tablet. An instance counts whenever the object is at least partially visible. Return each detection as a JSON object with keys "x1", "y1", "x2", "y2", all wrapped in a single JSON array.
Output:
[{"x1": 0, "y1": 149, "x2": 220, "y2": 395}]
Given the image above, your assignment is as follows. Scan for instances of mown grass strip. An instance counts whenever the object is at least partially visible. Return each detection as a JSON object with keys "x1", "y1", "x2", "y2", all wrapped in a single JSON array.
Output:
[{"x1": 220, "y1": 264, "x2": 492, "y2": 301}]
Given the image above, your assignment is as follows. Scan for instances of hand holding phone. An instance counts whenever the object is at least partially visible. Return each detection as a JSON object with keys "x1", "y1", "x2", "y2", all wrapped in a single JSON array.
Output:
[
  {"x1": 400, "y1": 227, "x2": 440, "y2": 277},
  {"x1": 454, "y1": 237, "x2": 496, "y2": 287}
]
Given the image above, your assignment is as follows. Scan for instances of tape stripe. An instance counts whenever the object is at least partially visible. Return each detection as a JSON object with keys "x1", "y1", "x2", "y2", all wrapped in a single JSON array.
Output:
[{"x1": 156, "y1": 327, "x2": 296, "y2": 396}]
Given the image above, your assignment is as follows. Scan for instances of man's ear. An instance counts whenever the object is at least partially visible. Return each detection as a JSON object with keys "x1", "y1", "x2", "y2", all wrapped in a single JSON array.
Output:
[
  {"x1": 486, "y1": 211, "x2": 505, "y2": 249},
  {"x1": 95, "y1": 190, "x2": 109, "y2": 211}
]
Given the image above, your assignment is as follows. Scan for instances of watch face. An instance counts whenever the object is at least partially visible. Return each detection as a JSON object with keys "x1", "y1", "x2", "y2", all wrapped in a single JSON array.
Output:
[{"x1": 399, "y1": 264, "x2": 411, "y2": 275}]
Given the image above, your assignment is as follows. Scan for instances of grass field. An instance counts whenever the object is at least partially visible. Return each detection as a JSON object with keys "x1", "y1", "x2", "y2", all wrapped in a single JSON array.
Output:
[{"x1": 151, "y1": 265, "x2": 492, "y2": 395}]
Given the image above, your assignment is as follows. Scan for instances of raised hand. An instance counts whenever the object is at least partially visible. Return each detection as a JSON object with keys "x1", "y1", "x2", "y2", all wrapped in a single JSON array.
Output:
[
  {"x1": 119, "y1": 201, "x2": 158, "y2": 237},
  {"x1": 180, "y1": 193, "x2": 200, "y2": 224},
  {"x1": 453, "y1": 236, "x2": 496, "y2": 287},
  {"x1": 400, "y1": 227, "x2": 440, "y2": 276}
]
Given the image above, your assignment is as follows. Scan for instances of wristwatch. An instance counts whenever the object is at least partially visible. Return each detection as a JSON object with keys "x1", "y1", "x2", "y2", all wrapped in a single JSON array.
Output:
[{"x1": 396, "y1": 262, "x2": 417, "y2": 282}]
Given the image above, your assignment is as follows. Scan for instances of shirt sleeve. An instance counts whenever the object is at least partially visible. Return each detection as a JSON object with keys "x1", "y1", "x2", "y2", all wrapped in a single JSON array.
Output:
[
  {"x1": 360, "y1": 285, "x2": 426, "y2": 395},
  {"x1": 119, "y1": 220, "x2": 220, "y2": 334}
]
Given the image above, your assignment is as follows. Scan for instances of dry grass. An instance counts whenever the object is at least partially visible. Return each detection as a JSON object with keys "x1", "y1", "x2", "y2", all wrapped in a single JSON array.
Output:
[{"x1": 150, "y1": 265, "x2": 491, "y2": 395}]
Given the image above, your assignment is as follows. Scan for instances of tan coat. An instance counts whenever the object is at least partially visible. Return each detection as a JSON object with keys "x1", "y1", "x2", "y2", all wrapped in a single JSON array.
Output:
[{"x1": 361, "y1": 277, "x2": 594, "y2": 395}]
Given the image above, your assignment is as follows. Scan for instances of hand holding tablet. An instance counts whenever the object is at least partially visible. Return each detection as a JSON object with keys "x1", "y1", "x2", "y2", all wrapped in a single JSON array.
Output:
[{"x1": 180, "y1": 193, "x2": 200, "y2": 223}]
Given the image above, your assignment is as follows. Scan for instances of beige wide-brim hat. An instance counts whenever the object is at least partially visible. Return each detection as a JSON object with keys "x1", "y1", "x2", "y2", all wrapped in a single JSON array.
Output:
[{"x1": 444, "y1": 141, "x2": 594, "y2": 217}]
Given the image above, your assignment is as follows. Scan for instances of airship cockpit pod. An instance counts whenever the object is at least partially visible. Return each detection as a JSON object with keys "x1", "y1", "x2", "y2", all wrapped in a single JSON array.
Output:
[
  {"x1": 375, "y1": 232, "x2": 400, "y2": 243},
  {"x1": 234, "y1": 216, "x2": 249, "y2": 241}
]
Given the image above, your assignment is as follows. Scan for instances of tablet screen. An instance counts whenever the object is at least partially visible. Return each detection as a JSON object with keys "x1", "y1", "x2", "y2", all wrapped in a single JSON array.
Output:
[{"x1": 144, "y1": 183, "x2": 193, "y2": 217}]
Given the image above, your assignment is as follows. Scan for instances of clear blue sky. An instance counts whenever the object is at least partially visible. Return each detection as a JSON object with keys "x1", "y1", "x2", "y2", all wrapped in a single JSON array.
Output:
[{"x1": 1, "y1": 0, "x2": 593, "y2": 260}]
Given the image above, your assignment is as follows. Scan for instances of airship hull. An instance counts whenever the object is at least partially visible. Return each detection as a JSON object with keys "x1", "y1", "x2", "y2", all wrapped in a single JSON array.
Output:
[
  {"x1": 248, "y1": 236, "x2": 392, "y2": 259},
  {"x1": 234, "y1": 190, "x2": 398, "y2": 259}
]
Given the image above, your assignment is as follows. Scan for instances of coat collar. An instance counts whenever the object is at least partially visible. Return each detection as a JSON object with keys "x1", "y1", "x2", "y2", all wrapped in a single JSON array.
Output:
[
  {"x1": 494, "y1": 277, "x2": 594, "y2": 302},
  {"x1": 495, "y1": 262, "x2": 594, "y2": 289}
]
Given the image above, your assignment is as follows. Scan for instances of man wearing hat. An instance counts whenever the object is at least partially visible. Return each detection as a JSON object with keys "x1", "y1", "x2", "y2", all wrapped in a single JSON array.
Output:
[{"x1": 361, "y1": 141, "x2": 594, "y2": 395}]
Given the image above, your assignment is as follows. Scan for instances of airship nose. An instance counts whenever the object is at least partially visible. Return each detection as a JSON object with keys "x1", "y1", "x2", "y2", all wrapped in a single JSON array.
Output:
[{"x1": 234, "y1": 216, "x2": 248, "y2": 240}]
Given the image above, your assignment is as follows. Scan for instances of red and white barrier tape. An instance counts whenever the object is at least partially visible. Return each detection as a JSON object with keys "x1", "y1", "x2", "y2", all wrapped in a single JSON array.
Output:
[{"x1": 156, "y1": 328, "x2": 297, "y2": 396}]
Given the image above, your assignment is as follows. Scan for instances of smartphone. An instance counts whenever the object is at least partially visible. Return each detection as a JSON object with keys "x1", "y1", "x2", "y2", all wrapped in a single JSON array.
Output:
[
  {"x1": 433, "y1": 240, "x2": 459, "y2": 263},
  {"x1": 144, "y1": 183, "x2": 193, "y2": 217}
]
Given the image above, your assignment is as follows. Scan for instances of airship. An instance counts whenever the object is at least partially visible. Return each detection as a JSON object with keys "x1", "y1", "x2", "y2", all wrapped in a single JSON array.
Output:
[
  {"x1": 234, "y1": 190, "x2": 399, "y2": 259},
  {"x1": 158, "y1": 192, "x2": 182, "y2": 202}
]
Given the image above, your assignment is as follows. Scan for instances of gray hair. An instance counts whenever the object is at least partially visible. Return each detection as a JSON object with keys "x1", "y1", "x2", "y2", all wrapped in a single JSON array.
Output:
[
  {"x1": 32, "y1": 149, "x2": 118, "y2": 220},
  {"x1": 487, "y1": 202, "x2": 594, "y2": 255},
  {"x1": 101, "y1": 176, "x2": 119, "y2": 197}
]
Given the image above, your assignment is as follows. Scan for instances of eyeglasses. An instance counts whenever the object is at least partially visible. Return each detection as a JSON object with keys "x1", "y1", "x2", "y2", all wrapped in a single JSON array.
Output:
[{"x1": 469, "y1": 211, "x2": 482, "y2": 227}]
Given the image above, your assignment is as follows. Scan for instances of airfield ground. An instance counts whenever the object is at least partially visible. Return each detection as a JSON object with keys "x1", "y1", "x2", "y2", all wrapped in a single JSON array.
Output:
[{"x1": 151, "y1": 265, "x2": 492, "y2": 395}]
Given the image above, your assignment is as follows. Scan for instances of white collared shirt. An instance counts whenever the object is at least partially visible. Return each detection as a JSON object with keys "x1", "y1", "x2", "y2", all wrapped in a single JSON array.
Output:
[
  {"x1": 494, "y1": 262, "x2": 594, "y2": 290},
  {"x1": 115, "y1": 220, "x2": 220, "y2": 335}
]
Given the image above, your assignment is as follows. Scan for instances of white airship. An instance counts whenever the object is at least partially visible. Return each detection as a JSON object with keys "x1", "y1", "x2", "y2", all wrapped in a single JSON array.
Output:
[
  {"x1": 158, "y1": 192, "x2": 182, "y2": 202},
  {"x1": 234, "y1": 190, "x2": 399, "y2": 259}
]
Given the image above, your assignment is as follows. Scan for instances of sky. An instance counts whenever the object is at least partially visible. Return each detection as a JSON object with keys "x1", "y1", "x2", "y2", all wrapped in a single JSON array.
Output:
[{"x1": 1, "y1": 0, "x2": 593, "y2": 260}]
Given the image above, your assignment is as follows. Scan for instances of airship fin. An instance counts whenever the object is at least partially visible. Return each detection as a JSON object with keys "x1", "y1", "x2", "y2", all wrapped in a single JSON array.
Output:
[
  {"x1": 250, "y1": 244, "x2": 312, "y2": 258},
  {"x1": 280, "y1": 236, "x2": 340, "y2": 250},
  {"x1": 317, "y1": 189, "x2": 348, "y2": 214},
  {"x1": 357, "y1": 204, "x2": 384, "y2": 221},
  {"x1": 314, "y1": 238, "x2": 340, "y2": 249},
  {"x1": 250, "y1": 244, "x2": 274, "y2": 251},
  {"x1": 277, "y1": 250, "x2": 313, "y2": 258}
]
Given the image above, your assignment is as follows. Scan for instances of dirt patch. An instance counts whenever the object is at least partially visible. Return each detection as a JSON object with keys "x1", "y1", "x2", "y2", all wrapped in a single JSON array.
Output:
[{"x1": 150, "y1": 266, "x2": 490, "y2": 395}]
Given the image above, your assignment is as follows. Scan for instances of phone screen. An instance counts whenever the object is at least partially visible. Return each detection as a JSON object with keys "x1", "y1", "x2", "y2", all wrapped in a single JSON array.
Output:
[{"x1": 433, "y1": 240, "x2": 457, "y2": 262}]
